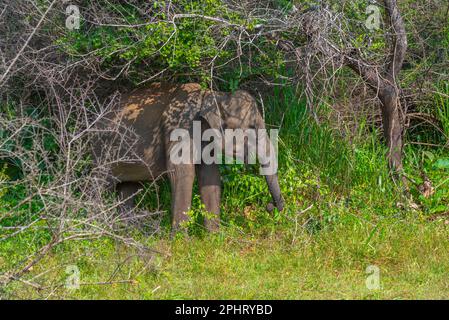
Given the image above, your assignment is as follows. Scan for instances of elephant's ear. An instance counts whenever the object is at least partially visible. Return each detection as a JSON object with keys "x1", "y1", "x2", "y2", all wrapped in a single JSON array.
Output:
[{"x1": 200, "y1": 91, "x2": 225, "y2": 131}]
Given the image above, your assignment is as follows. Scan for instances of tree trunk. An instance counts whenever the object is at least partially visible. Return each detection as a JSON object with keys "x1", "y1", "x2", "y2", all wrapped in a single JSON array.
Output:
[{"x1": 379, "y1": 85, "x2": 403, "y2": 173}]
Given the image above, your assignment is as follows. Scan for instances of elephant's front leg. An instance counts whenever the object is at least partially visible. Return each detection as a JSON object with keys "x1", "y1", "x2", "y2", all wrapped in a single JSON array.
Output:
[
  {"x1": 197, "y1": 162, "x2": 221, "y2": 232},
  {"x1": 167, "y1": 163, "x2": 195, "y2": 231}
]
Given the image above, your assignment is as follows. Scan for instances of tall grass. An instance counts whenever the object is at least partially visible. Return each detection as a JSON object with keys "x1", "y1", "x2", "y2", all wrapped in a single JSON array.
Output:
[{"x1": 435, "y1": 81, "x2": 449, "y2": 139}]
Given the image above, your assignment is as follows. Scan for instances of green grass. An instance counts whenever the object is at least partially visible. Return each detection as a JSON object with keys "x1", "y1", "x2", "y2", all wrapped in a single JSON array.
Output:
[
  {"x1": 1, "y1": 85, "x2": 449, "y2": 299},
  {"x1": 3, "y1": 215, "x2": 449, "y2": 299}
]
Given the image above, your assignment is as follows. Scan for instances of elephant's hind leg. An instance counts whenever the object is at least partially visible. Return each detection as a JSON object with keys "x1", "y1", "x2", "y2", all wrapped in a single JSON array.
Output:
[
  {"x1": 116, "y1": 181, "x2": 141, "y2": 218},
  {"x1": 197, "y1": 162, "x2": 221, "y2": 232}
]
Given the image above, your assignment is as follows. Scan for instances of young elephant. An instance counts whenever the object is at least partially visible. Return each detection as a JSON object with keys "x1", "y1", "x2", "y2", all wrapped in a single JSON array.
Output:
[{"x1": 94, "y1": 83, "x2": 284, "y2": 232}]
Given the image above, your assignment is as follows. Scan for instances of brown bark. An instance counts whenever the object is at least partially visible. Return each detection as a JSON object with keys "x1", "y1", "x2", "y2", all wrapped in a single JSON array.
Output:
[
  {"x1": 379, "y1": 85, "x2": 403, "y2": 172},
  {"x1": 381, "y1": 0, "x2": 407, "y2": 175}
]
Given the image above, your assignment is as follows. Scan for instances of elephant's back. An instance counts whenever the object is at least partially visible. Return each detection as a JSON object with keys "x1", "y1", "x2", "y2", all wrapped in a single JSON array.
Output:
[
  {"x1": 118, "y1": 83, "x2": 175, "y2": 127},
  {"x1": 117, "y1": 82, "x2": 202, "y2": 127}
]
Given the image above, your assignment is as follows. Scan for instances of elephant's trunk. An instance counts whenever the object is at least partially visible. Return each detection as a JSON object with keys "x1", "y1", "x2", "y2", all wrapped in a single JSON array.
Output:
[
  {"x1": 265, "y1": 173, "x2": 284, "y2": 212},
  {"x1": 255, "y1": 114, "x2": 284, "y2": 212}
]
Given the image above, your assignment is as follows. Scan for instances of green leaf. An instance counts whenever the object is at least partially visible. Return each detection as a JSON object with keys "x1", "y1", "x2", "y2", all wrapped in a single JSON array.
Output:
[
  {"x1": 433, "y1": 158, "x2": 449, "y2": 170},
  {"x1": 422, "y1": 151, "x2": 435, "y2": 162}
]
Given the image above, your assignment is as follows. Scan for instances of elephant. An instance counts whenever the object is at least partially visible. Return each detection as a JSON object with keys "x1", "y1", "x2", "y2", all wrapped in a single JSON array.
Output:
[{"x1": 94, "y1": 82, "x2": 284, "y2": 232}]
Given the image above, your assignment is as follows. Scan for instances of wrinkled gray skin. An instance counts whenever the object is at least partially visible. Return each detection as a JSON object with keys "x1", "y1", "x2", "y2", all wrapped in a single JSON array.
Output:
[{"x1": 94, "y1": 83, "x2": 284, "y2": 232}]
